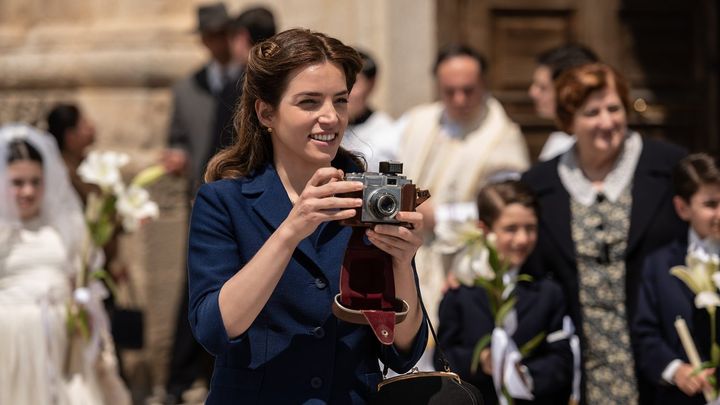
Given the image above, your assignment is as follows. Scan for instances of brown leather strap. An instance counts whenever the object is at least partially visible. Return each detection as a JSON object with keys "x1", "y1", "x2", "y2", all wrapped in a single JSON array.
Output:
[
  {"x1": 332, "y1": 294, "x2": 409, "y2": 324},
  {"x1": 334, "y1": 227, "x2": 410, "y2": 344},
  {"x1": 331, "y1": 295, "x2": 409, "y2": 345}
]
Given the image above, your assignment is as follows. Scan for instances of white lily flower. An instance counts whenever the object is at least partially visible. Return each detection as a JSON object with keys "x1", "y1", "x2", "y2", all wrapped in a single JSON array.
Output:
[
  {"x1": 77, "y1": 151, "x2": 130, "y2": 191},
  {"x1": 486, "y1": 232, "x2": 498, "y2": 248},
  {"x1": 434, "y1": 220, "x2": 483, "y2": 254},
  {"x1": 452, "y1": 242, "x2": 494, "y2": 286},
  {"x1": 116, "y1": 185, "x2": 159, "y2": 232},
  {"x1": 695, "y1": 291, "x2": 720, "y2": 309},
  {"x1": 672, "y1": 251, "x2": 720, "y2": 295},
  {"x1": 470, "y1": 244, "x2": 495, "y2": 281},
  {"x1": 434, "y1": 220, "x2": 497, "y2": 286}
]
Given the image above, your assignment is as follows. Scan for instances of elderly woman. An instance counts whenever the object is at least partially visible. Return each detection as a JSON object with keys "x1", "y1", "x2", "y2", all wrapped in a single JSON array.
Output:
[{"x1": 521, "y1": 63, "x2": 686, "y2": 404}]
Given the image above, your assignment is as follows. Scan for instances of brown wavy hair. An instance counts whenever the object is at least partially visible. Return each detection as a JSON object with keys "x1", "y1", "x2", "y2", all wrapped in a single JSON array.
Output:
[
  {"x1": 554, "y1": 62, "x2": 630, "y2": 134},
  {"x1": 205, "y1": 28, "x2": 363, "y2": 182}
]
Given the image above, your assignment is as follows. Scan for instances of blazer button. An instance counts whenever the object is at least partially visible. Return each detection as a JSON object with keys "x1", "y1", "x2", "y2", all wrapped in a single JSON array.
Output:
[
  {"x1": 312, "y1": 326, "x2": 326, "y2": 339},
  {"x1": 314, "y1": 278, "x2": 327, "y2": 289},
  {"x1": 310, "y1": 377, "x2": 323, "y2": 389}
]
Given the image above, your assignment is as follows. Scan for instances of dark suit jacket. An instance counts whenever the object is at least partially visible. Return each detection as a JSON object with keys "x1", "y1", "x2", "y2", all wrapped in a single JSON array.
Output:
[
  {"x1": 211, "y1": 68, "x2": 244, "y2": 161},
  {"x1": 436, "y1": 274, "x2": 573, "y2": 405},
  {"x1": 521, "y1": 138, "x2": 687, "y2": 404},
  {"x1": 168, "y1": 65, "x2": 218, "y2": 195},
  {"x1": 632, "y1": 238, "x2": 712, "y2": 405},
  {"x1": 187, "y1": 157, "x2": 428, "y2": 404}
]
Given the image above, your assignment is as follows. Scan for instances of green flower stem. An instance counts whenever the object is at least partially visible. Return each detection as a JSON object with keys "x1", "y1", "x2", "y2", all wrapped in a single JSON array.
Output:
[
  {"x1": 501, "y1": 386, "x2": 514, "y2": 405},
  {"x1": 77, "y1": 225, "x2": 92, "y2": 289}
]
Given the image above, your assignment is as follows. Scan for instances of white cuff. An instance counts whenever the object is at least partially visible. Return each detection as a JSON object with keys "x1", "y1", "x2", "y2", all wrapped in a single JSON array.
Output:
[{"x1": 662, "y1": 359, "x2": 683, "y2": 385}]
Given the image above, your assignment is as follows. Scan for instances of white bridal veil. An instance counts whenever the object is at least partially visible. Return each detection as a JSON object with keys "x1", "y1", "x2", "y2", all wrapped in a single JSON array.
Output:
[{"x1": 0, "y1": 123, "x2": 86, "y2": 261}]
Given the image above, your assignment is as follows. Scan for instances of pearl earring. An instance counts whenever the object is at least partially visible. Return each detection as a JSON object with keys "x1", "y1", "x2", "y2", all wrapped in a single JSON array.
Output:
[{"x1": 267, "y1": 127, "x2": 273, "y2": 133}]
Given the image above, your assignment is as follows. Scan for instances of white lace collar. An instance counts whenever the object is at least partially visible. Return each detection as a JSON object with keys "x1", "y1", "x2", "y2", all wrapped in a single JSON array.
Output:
[{"x1": 558, "y1": 131, "x2": 643, "y2": 207}]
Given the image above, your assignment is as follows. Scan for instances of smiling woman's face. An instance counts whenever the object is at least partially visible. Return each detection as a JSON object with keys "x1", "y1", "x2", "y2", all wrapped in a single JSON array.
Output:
[
  {"x1": 260, "y1": 61, "x2": 349, "y2": 173},
  {"x1": 571, "y1": 82, "x2": 628, "y2": 162},
  {"x1": 8, "y1": 159, "x2": 44, "y2": 220}
]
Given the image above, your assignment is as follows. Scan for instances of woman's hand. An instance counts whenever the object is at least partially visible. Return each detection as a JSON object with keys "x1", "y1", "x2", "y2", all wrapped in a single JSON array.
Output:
[
  {"x1": 281, "y1": 167, "x2": 363, "y2": 243},
  {"x1": 365, "y1": 211, "x2": 424, "y2": 268}
]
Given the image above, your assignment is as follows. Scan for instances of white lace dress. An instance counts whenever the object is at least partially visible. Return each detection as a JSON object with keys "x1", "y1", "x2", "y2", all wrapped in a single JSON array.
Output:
[{"x1": 0, "y1": 219, "x2": 126, "y2": 405}]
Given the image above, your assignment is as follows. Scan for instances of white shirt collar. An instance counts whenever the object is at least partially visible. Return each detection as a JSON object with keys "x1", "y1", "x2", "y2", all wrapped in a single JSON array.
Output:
[
  {"x1": 207, "y1": 61, "x2": 241, "y2": 95},
  {"x1": 688, "y1": 228, "x2": 720, "y2": 257},
  {"x1": 438, "y1": 96, "x2": 489, "y2": 139},
  {"x1": 558, "y1": 131, "x2": 643, "y2": 207},
  {"x1": 502, "y1": 266, "x2": 520, "y2": 286}
]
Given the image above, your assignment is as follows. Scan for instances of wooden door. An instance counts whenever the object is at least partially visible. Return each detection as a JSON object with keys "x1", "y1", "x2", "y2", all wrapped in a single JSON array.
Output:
[{"x1": 437, "y1": 0, "x2": 718, "y2": 159}]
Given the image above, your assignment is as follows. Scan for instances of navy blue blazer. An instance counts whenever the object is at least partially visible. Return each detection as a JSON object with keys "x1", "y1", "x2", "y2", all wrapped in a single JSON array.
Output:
[
  {"x1": 436, "y1": 274, "x2": 573, "y2": 405},
  {"x1": 187, "y1": 161, "x2": 428, "y2": 404},
  {"x1": 521, "y1": 138, "x2": 687, "y2": 404},
  {"x1": 632, "y1": 238, "x2": 711, "y2": 405}
]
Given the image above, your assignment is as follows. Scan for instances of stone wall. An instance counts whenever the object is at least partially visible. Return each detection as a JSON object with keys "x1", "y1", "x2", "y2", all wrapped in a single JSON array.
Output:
[{"x1": 0, "y1": 0, "x2": 436, "y2": 398}]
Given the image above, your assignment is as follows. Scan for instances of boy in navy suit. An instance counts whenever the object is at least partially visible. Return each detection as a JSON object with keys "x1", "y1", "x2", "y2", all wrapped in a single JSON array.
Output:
[
  {"x1": 436, "y1": 180, "x2": 574, "y2": 404},
  {"x1": 633, "y1": 153, "x2": 720, "y2": 404}
]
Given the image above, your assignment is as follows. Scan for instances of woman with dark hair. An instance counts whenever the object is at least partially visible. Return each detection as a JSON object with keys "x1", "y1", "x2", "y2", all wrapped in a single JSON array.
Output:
[
  {"x1": 190, "y1": 28, "x2": 427, "y2": 404},
  {"x1": 522, "y1": 63, "x2": 687, "y2": 404},
  {"x1": 528, "y1": 44, "x2": 598, "y2": 161},
  {"x1": 46, "y1": 103, "x2": 97, "y2": 203}
]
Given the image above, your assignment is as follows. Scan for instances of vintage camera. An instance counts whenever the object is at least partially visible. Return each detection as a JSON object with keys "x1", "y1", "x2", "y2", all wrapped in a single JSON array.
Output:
[{"x1": 340, "y1": 161, "x2": 429, "y2": 227}]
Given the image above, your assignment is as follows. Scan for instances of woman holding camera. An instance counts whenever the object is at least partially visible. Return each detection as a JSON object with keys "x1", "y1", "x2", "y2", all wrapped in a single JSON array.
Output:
[{"x1": 187, "y1": 28, "x2": 427, "y2": 404}]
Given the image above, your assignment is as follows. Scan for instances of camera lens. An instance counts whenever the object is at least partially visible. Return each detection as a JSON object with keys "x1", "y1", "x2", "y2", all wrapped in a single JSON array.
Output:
[{"x1": 369, "y1": 191, "x2": 398, "y2": 219}]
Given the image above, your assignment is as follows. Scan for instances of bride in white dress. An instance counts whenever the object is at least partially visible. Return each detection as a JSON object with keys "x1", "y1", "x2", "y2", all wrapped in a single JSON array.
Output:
[{"x1": 0, "y1": 124, "x2": 130, "y2": 405}]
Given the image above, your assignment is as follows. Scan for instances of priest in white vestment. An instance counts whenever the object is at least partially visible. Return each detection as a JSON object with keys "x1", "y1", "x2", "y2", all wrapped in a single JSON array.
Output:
[{"x1": 395, "y1": 45, "x2": 530, "y2": 339}]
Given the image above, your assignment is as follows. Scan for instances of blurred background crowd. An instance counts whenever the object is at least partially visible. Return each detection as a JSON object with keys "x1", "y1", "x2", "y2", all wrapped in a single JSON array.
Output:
[{"x1": 0, "y1": 0, "x2": 718, "y2": 404}]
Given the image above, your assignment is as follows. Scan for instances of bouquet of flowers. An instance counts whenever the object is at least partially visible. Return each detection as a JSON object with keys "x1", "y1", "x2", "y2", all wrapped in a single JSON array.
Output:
[
  {"x1": 671, "y1": 250, "x2": 720, "y2": 401},
  {"x1": 66, "y1": 150, "x2": 164, "y2": 345},
  {"x1": 435, "y1": 221, "x2": 544, "y2": 405}
]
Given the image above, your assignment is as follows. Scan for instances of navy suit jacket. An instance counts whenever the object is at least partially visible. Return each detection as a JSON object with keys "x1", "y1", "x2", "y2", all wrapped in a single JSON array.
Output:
[
  {"x1": 187, "y1": 160, "x2": 428, "y2": 404},
  {"x1": 521, "y1": 138, "x2": 687, "y2": 404},
  {"x1": 632, "y1": 238, "x2": 711, "y2": 405},
  {"x1": 436, "y1": 274, "x2": 573, "y2": 405}
]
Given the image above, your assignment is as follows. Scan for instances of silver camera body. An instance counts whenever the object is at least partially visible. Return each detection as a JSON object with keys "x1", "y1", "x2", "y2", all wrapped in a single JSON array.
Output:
[{"x1": 344, "y1": 161, "x2": 412, "y2": 224}]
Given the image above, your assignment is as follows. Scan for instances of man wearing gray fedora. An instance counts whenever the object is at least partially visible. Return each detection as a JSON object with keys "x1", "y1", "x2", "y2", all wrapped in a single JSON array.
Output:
[{"x1": 162, "y1": 3, "x2": 237, "y2": 404}]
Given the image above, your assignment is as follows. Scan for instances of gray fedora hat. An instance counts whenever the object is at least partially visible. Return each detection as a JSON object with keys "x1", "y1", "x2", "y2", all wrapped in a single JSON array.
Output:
[{"x1": 196, "y1": 3, "x2": 230, "y2": 33}]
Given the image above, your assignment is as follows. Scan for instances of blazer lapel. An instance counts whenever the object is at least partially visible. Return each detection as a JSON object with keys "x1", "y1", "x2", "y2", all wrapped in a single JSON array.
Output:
[
  {"x1": 627, "y1": 148, "x2": 674, "y2": 256},
  {"x1": 669, "y1": 239, "x2": 695, "y2": 312},
  {"x1": 243, "y1": 166, "x2": 325, "y2": 274},
  {"x1": 193, "y1": 66, "x2": 213, "y2": 95},
  {"x1": 537, "y1": 171, "x2": 575, "y2": 265}
]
